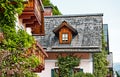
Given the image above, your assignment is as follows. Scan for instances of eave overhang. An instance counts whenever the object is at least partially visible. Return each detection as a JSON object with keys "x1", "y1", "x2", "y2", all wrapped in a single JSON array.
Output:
[{"x1": 43, "y1": 46, "x2": 101, "y2": 53}]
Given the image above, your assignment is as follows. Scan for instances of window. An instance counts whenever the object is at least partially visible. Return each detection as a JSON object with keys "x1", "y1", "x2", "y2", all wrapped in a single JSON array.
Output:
[
  {"x1": 51, "y1": 68, "x2": 83, "y2": 77},
  {"x1": 62, "y1": 33, "x2": 68, "y2": 42}
]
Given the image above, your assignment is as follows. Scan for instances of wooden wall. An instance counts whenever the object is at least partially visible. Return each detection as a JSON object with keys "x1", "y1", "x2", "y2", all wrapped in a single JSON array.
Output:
[
  {"x1": 59, "y1": 26, "x2": 72, "y2": 44},
  {"x1": 46, "y1": 52, "x2": 90, "y2": 60}
]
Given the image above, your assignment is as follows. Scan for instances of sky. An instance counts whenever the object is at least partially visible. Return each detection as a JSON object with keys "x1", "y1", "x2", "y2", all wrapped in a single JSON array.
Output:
[{"x1": 50, "y1": 0, "x2": 120, "y2": 63}]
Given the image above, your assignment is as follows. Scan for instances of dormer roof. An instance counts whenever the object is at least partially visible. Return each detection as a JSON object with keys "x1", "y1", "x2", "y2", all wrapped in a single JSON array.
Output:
[{"x1": 53, "y1": 21, "x2": 78, "y2": 36}]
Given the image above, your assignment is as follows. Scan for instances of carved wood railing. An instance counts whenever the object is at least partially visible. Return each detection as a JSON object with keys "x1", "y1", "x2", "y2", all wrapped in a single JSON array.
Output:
[{"x1": 25, "y1": 42, "x2": 48, "y2": 72}]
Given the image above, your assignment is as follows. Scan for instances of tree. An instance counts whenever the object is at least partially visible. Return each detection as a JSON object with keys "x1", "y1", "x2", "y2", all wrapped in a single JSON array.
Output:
[
  {"x1": 0, "y1": 0, "x2": 39, "y2": 77},
  {"x1": 42, "y1": 0, "x2": 62, "y2": 15}
]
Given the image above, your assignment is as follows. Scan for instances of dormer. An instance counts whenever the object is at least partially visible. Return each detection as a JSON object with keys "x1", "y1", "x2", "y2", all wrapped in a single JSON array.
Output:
[{"x1": 53, "y1": 21, "x2": 78, "y2": 44}]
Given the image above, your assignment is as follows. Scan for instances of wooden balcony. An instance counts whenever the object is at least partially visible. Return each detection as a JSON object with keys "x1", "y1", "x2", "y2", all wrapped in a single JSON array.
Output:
[
  {"x1": 19, "y1": 0, "x2": 45, "y2": 36},
  {"x1": 26, "y1": 42, "x2": 48, "y2": 72},
  {"x1": 32, "y1": 42, "x2": 48, "y2": 72}
]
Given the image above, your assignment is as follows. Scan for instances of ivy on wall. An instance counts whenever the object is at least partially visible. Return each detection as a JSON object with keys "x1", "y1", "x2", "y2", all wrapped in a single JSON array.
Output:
[
  {"x1": 0, "y1": 0, "x2": 40, "y2": 77},
  {"x1": 93, "y1": 32, "x2": 109, "y2": 77},
  {"x1": 57, "y1": 55, "x2": 80, "y2": 77}
]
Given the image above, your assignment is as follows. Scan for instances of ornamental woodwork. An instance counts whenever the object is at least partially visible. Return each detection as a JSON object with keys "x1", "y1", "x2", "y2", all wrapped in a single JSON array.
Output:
[
  {"x1": 25, "y1": 42, "x2": 48, "y2": 72},
  {"x1": 19, "y1": 0, "x2": 45, "y2": 36}
]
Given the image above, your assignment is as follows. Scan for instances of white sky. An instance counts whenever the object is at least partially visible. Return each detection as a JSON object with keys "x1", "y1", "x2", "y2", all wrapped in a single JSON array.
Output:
[{"x1": 50, "y1": 0, "x2": 120, "y2": 63}]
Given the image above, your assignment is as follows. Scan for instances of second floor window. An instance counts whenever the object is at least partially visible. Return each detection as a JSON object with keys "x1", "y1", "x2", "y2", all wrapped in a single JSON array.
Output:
[{"x1": 62, "y1": 33, "x2": 68, "y2": 42}]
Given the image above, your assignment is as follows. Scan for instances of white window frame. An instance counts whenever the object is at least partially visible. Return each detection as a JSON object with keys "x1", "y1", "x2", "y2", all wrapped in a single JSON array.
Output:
[{"x1": 62, "y1": 33, "x2": 68, "y2": 41}]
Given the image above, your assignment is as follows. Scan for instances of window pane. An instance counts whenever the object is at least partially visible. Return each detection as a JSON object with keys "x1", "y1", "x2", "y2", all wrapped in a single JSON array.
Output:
[{"x1": 62, "y1": 34, "x2": 68, "y2": 41}]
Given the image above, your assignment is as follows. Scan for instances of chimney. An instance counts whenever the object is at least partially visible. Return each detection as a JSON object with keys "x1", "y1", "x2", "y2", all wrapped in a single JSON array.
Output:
[{"x1": 44, "y1": 6, "x2": 53, "y2": 16}]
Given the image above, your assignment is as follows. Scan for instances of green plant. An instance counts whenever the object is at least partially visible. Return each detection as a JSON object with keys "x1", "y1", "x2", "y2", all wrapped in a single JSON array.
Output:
[
  {"x1": 42, "y1": 0, "x2": 62, "y2": 15},
  {"x1": 93, "y1": 32, "x2": 109, "y2": 77},
  {"x1": 72, "y1": 72, "x2": 95, "y2": 77},
  {"x1": 72, "y1": 72, "x2": 85, "y2": 77},
  {"x1": 85, "y1": 73, "x2": 95, "y2": 77},
  {"x1": 57, "y1": 55, "x2": 80, "y2": 77},
  {"x1": 0, "y1": 0, "x2": 39, "y2": 77}
]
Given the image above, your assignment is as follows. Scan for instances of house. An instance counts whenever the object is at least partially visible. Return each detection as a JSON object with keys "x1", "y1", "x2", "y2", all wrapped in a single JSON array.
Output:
[{"x1": 35, "y1": 7, "x2": 103, "y2": 77}]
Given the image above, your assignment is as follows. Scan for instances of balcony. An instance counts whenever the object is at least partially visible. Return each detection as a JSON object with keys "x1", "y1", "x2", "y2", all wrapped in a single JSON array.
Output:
[
  {"x1": 19, "y1": 0, "x2": 45, "y2": 36},
  {"x1": 25, "y1": 42, "x2": 48, "y2": 72}
]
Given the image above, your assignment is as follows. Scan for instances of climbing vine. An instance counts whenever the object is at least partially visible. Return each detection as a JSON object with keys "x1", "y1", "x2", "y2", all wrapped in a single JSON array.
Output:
[
  {"x1": 57, "y1": 55, "x2": 80, "y2": 77},
  {"x1": 93, "y1": 32, "x2": 109, "y2": 77},
  {"x1": 0, "y1": 0, "x2": 40, "y2": 77}
]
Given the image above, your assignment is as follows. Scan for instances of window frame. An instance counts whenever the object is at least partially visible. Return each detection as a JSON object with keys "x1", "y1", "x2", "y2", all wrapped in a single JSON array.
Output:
[
  {"x1": 62, "y1": 33, "x2": 69, "y2": 43},
  {"x1": 62, "y1": 33, "x2": 68, "y2": 41}
]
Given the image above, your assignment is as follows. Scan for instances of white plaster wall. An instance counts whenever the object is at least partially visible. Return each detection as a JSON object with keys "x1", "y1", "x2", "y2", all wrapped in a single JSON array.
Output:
[
  {"x1": 79, "y1": 59, "x2": 93, "y2": 73},
  {"x1": 15, "y1": 14, "x2": 25, "y2": 31},
  {"x1": 37, "y1": 60, "x2": 57, "y2": 77},
  {"x1": 38, "y1": 54, "x2": 93, "y2": 77}
]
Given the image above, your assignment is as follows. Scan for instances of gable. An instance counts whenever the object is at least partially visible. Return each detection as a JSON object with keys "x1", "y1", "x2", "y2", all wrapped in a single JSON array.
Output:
[{"x1": 53, "y1": 21, "x2": 78, "y2": 36}]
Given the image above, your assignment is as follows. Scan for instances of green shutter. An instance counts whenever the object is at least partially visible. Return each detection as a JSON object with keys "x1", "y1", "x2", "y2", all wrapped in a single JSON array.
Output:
[
  {"x1": 80, "y1": 68, "x2": 83, "y2": 72},
  {"x1": 51, "y1": 69, "x2": 54, "y2": 77}
]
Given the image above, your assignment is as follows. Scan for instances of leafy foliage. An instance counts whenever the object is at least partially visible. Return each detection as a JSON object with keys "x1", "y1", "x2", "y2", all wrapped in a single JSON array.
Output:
[
  {"x1": 72, "y1": 72, "x2": 95, "y2": 77},
  {"x1": 42, "y1": 0, "x2": 62, "y2": 15},
  {"x1": 0, "y1": 0, "x2": 40, "y2": 77},
  {"x1": 93, "y1": 32, "x2": 109, "y2": 77},
  {"x1": 57, "y1": 55, "x2": 80, "y2": 77}
]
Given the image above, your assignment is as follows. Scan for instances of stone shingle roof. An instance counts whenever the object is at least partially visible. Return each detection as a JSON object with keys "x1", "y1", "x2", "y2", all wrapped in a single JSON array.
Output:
[{"x1": 35, "y1": 14, "x2": 103, "y2": 52}]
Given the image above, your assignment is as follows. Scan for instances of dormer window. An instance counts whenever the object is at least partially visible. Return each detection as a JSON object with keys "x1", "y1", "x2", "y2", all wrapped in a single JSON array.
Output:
[
  {"x1": 53, "y1": 21, "x2": 78, "y2": 44},
  {"x1": 62, "y1": 33, "x2": 68, "y2": 43}
]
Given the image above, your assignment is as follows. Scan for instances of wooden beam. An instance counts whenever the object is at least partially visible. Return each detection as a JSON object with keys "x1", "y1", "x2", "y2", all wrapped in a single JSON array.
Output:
[
  {"x1": 23, "y1": 0, "x2": 29, "y2": 4},
  {"x1": 23, "y1": 16, "x2": 37, "y2": 24},
  {"x1": 19, "y1": 15, "x2": 32, "y2": 19},
  {"x1": 23, "y1": 7, "x2": 34, "y2": 12},
  {"x1": 26, "y1": 24, "x2": 34, "y2": 27},
  {"x1": 22, "y1": 11, "x2": 34, "y2": 15}
]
